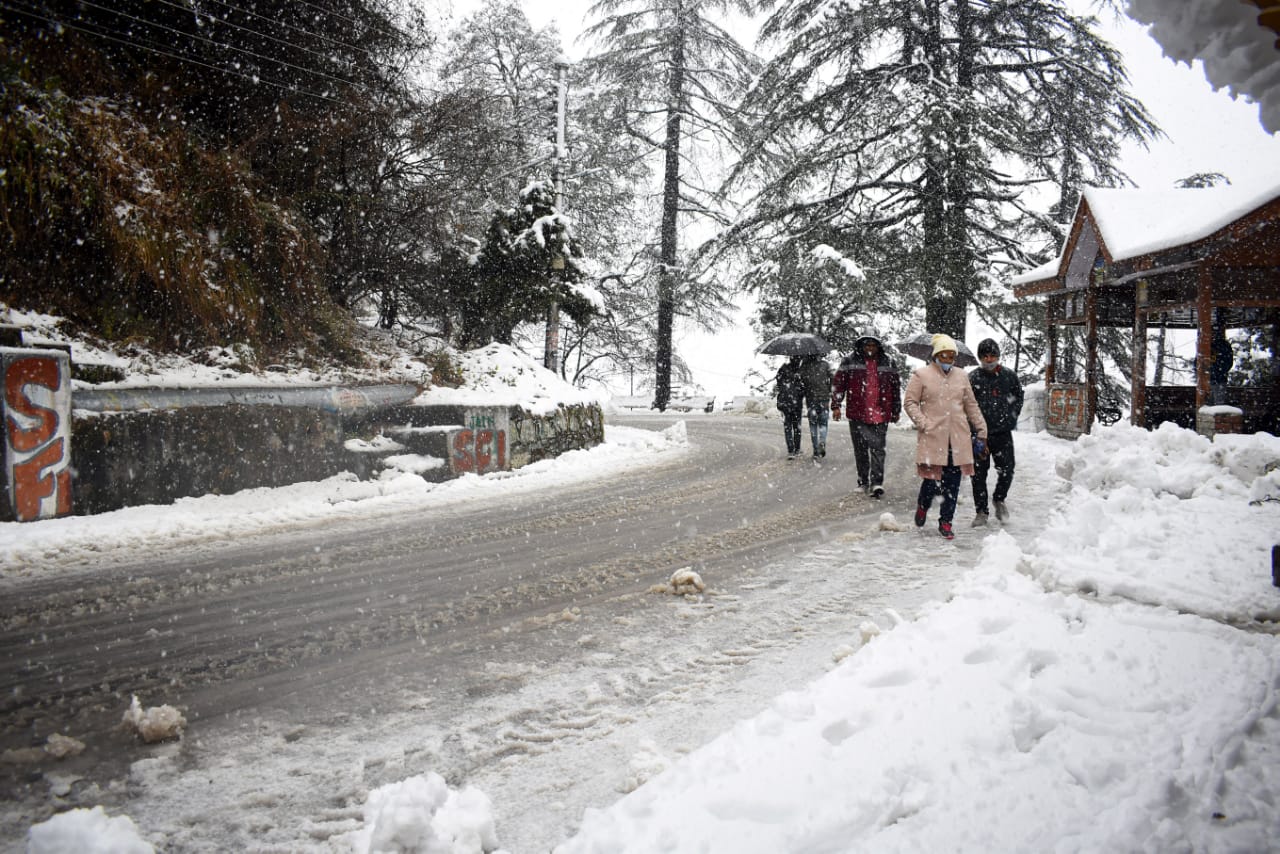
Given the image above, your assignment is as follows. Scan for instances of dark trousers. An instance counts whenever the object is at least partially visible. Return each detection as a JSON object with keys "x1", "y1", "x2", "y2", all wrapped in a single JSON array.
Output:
[
  {"x1": 972, "y1": 430, "x2": 1015, "y2": 514},
  {"x1": 917, "y1": 450, "x2": 962, "y2": 524},
  {"x1": 849, "y1": 421, "x2": 888, "y2": 487},
  {"x1": 782, "y1": 409, "x2": 803, "y2": 454}
]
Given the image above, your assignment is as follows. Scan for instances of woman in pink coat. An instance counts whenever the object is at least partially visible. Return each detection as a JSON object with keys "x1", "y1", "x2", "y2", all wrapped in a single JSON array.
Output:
[{"x1": 902, "y1": 334, "x2": 988, "y2": 540}]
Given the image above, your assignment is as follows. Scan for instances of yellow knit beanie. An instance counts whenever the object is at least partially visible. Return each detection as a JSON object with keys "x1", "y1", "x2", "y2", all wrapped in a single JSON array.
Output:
[{"x1": 931, "y1": 333, "x2": 958, "y2": 356}]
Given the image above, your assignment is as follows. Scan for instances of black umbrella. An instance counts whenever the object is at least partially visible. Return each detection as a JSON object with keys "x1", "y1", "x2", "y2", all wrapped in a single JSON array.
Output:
[
  {"x1": 758, "y1": 332, "x2": 831, "y2": 357},
  {"x1": 894, "y1": 332, "x2": 979, "y2": 367}
]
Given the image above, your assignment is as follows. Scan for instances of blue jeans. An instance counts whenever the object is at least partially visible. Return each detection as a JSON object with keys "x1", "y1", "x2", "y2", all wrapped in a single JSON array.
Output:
[
  {"x1": 917, "y1": 450, "x2": 962, "y2": 524},
  {"x1": 806, "y1": 403, "x2": 829, "y2": 454}
]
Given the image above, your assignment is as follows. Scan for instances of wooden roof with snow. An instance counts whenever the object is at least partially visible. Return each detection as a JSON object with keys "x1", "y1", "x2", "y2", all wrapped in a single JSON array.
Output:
[{"x1": 1011, "y1": 181, "x2": 1280, "y2": 301}]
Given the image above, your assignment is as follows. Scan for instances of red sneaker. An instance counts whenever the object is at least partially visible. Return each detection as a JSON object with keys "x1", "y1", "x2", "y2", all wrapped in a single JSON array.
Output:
[
  {"x1": 914, "y1": 505, "x2": 927, "y2": 527},
  {"x1": 939, "y1": 521, "x2": 954, "y2": 540}
]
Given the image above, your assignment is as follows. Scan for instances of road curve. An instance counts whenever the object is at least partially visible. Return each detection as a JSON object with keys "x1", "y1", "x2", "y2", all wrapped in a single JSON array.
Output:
[{"x1": 0, "y1": 413, "x2": 917, "y2": 798}]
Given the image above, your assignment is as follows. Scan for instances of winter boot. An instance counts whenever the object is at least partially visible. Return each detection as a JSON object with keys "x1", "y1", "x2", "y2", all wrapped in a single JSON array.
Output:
[
  {"x1": 994, "y1": 501, "x2": 1009, "y2": 521},
  {"x1": 972, "y1": 512, "x2": 988, "y2": 527},
  {"x1": 939, "y1": 521, "x2": 955, "y2": 540}
]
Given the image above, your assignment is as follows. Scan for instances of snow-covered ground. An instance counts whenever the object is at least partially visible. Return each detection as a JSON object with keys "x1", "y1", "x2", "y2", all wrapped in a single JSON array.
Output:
[
  {"x1": 14, "y1": 420, "x2": 1280, "y2": 852},
  {"x1": 5, "y1": 310, "x2": 1279, "y2": 851}
]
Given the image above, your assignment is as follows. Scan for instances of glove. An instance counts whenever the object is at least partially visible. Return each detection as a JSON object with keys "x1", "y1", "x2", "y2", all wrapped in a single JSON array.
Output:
[
  {"x1": 972, "y1": 437, "x2": 988, "y2": 460},
  {"x1": 831, "y1": 406, "x2": 841, "y2": 421}
]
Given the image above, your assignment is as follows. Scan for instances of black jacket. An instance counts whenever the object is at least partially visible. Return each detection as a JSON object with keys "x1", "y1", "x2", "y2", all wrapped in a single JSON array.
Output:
[
  {"x1": 775, "y1": 361, "x2": 805, "y2": 414},
  {"x1": 968, "y1": 365, "x2": 1023, "y2": 434},
  {"x1": 799, "y1": 356, "x2": 833, "y2": 412}
]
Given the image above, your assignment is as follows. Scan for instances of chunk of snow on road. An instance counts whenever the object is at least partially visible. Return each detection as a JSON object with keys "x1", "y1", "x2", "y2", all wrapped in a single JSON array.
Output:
[
  {"x1": 341, "y1": 772, "x2": 505, "y2": 854},
  {"x1": 27, "y1": 806, "x2": 154, "y2": 854},
  {"x1": 650, "y1": 567, "x2": 706, "y2": 596},
  {"x1": 121, "y1": 695, "x2": 186, "y2": 743}
]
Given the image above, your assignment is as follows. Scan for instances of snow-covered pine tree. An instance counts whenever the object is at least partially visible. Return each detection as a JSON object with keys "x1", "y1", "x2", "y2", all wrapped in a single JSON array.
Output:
[
  {"x1": 721, "y1": 0, "x2": 1160, "y2": 343},
  {"x1": 581, "y1": 0, "x2": 759, "y2": 410},
  {"x1": 457, "y1": 181, "x2": 593, "y2": 348}
]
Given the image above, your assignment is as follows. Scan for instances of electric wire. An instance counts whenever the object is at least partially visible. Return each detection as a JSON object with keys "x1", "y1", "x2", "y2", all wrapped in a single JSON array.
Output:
[
  {"x1": 175, "y1": 0, "x2": 399, "y2": 72},
  {"x1": 0, "y1": 1, "x2": 348, "y2": 104},
  {"x1": 284, "y1": 0, "x2": 403, "y2": 42},
  {"x1": 142, "y1": 0, "x2": 365, "y2": 70},
  {"x1": 41, "y1": 0, "x2": 371, "y2": 94}
]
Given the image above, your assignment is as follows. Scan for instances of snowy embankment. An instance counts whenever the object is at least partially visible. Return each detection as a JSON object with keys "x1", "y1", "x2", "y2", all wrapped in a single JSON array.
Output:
[
  {"x1": 557, "y1": 423, "x2": 1280, "y2": 853},
  {"x1": 23, "y1": 422, "x2": 1280, "y2": 853},
  {"x1": 0, "y1": 422, "x2": 687, "y2": 577}
]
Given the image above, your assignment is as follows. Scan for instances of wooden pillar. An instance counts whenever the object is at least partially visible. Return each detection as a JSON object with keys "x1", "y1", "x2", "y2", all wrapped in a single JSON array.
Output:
[
  {"x1": 1195, "y1": 267, "x2": 1212, "y2": 410},
  {"x1": 1084, "y1": 284, "x2": 1098, "y2": 432},
  {"x1": 1045, "y1": 303, "x2": 1058, "y2": 384},
  {"x1": 1132, "y1": 295, "x2": 1148, "y2": 427}
]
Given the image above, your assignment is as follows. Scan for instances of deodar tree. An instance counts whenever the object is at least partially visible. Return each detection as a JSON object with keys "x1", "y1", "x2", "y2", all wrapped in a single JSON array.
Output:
[
  {"x1": 723, "y1": 0, "x2": 1160, "y2": 343},
  {"x1": 581, "y1": 0, "x2": 759, "y2": 410}
]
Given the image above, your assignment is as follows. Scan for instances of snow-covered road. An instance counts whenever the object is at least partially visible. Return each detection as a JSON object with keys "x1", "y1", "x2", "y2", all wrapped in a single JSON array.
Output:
[{"x1": 2, "y1": 414, "x2": 1002, "y2": 851}]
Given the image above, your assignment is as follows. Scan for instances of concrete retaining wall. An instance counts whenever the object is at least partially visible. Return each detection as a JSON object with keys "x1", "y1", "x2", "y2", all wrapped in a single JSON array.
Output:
[{"x1": 61, "y1": 395, "x2": 604, "y2": 516}]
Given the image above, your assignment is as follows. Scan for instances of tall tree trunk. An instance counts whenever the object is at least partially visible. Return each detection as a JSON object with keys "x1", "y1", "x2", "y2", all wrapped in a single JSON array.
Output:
[
  {"x1": 654, "y1": 11, "x2": 685, "y2": 412},
  {"x1": 939, "y1": 0, "x2": 974, "y2": 341},
  {"x1": 919, "y1": 0, "x2": 958, "y2": 337}
]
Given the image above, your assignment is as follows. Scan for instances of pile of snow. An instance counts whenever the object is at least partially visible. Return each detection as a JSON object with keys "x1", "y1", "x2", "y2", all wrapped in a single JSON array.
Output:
[
  {"x1": 1042, "y1": 421, "x2": 1280, "y2": 622},
  {"x1": 120, "y1": 696, "x2": 186, "y2": 744},
  {"x1": 555, "y1": 423, "x2": 1280, "y2": 852},
  {"x1": 416, "y1": 342, "x2": 605, "y2": 416},
  {"x1": 876, "y1": 511, "x2": 904, "y2": 531},
  {"x1": 27, "y1": 807, "x2": 154, "y2": 854},
  {"x1": 649, "y1": 567, "x2": 707, "y2": 596},
  {"x1": 340, "y1": 772, "x2": 503, "y2": 854}
]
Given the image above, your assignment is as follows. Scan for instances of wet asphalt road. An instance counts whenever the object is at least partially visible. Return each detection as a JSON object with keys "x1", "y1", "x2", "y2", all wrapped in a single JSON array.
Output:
[{"x1": 0, "y1": 413, "x2": 918, "y2": 803}]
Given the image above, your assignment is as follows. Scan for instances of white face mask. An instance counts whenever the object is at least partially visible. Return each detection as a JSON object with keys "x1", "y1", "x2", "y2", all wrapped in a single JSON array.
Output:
[{"x1": 980, "y1": 360, "x2": 998, "y2": 371}]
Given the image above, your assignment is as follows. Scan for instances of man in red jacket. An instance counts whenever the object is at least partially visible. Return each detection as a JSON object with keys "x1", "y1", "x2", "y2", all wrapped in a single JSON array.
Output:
[{"x1": 831, "y1": 333, "x2": 902, "y2": 498}]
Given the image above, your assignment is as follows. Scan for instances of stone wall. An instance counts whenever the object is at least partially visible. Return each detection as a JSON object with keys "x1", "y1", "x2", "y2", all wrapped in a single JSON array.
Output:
[
  {"x1": 508, "y1": 404, "x2": 605, "y2": 468},
  {"x1": 71, "y1": 406, "x2": 347, "y2": 515},
  {"x1": 61, "y1": 398, "x2": 605, "y2": 516}
]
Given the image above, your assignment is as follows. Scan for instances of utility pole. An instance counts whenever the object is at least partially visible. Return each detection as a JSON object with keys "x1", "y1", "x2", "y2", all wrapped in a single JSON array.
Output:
[{"x1": 544, "y1": 57, "x2": 570, "y2": 374}]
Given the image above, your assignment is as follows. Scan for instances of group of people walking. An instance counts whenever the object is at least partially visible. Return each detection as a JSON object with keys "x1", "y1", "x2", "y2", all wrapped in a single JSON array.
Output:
[{"x1": 774, "y1": 332, "x2": 1023, "y2": 540}]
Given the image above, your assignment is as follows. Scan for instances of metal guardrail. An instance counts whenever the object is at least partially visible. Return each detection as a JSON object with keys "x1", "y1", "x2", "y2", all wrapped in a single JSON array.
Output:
[{"x1": 71, "y1": 384, "x2": 421, "y2": 414}]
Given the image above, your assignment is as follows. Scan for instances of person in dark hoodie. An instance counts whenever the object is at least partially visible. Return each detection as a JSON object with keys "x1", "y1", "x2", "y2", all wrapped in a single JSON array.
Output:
[
  {"x1": 800, "y1": 353, "x2": 833, "y2": 458},
  {"x1": 968, "y1": 338, "x2": 1024, "y2": 526},
  {"x1": 831, "y1": 332, "x2": 901, "y2": 497},
  {"x1": 775, "y1": 355, "x2": 805, "y2": 459}
]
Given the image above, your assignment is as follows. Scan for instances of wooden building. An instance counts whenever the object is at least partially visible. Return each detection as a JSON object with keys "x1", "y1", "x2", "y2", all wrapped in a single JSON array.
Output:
[{"x1": 1012, "y1": 183, "x2": 1280, "y2": 439}]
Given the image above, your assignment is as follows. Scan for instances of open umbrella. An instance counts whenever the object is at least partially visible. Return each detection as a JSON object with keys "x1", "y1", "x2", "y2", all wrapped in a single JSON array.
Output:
[
  {"x1": 758, "y1": 332, "x2": 831, "y2": 357},
  {"x1": 894, "y1": 332, "x2": 979, "y2": 367}
]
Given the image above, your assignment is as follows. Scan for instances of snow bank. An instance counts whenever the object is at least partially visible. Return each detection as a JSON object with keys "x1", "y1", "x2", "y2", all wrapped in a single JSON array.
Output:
[
  {"x1": 27, "y1": 807, "x2": 154, "y2": 854},
  {"x1": 415, "y1": 342, "x2": 605, "y2": 415},
  {"x1": 556, "y1": 425, "x2": 1280, "y2": 852},
  {"x1": 1041, "y1": 422, "x2": 1280, "y2": 621}
]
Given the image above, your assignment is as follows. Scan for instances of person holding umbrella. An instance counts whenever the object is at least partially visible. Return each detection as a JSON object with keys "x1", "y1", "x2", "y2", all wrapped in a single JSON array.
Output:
[
  {"x1": 774, "y1": 355, "x2": 805, "y2": 459},
  {"x1": 759, "y1": 333, "x2": 831, "y2": 460},
  {"x1": 830, "y1": 332, "x2": 900, "y2": 496},
  {"x1": 902, "y1": 333, "x2": 988, "y2": 540}
]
